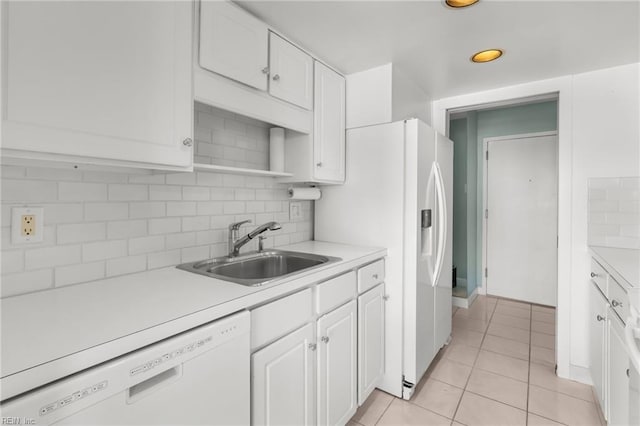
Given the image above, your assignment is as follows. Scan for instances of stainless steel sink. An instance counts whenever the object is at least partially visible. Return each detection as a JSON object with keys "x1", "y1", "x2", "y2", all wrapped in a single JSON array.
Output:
[{"x1": 177, "y1": 249, "x2": 342, "y2": 286}]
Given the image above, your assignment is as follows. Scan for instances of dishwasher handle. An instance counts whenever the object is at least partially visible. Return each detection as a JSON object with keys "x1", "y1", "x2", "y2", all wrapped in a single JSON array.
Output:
[{"x1": 126, "y1": 365, "x2": 183, "y2": 405}]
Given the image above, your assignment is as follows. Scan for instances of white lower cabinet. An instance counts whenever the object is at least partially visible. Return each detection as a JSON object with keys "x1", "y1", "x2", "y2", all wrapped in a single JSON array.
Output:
[
  {"x1": 252, "y1": 323, "x2": 315, "y2": 426},
  {"x1": 608, "y1": 309, "x2": 630, "y2": 426},
  {"x1": 358, "y1": 283, "x2": 385, "y2": 405},
  {"x1": 317, "y1": 300, "x2": 358, "y2": 426},
  {"x1": 251, "y1": 262, "x2": 385, "y2": 426}
]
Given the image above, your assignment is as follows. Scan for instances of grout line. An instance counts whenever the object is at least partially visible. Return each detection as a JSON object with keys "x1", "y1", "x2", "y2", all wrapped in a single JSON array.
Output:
[{"x1": 372, "y1": 395, "x2": 394, "y2": 426}]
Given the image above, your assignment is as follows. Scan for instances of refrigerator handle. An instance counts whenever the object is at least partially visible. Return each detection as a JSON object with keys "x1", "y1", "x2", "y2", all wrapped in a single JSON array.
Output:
[{"x1": 432, "y1": 162, "x2": 447, "y2": 288}]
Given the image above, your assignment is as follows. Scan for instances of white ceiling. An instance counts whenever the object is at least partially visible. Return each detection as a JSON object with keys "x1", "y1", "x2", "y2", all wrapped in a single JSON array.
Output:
[{"x1": 237, "y1": 0, "x2": 640, "y2": 100}]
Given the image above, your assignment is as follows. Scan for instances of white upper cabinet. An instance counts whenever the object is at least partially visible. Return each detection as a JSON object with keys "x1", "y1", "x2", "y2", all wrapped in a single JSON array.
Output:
[
  {"x1": 199, "y1": 1, "x2": 269, "y2": 91},
  {"x1": 314, "y1": 61, "x2": 346, "y2": 183},
  {"x1": 268, "y1": 33, "x2": 313, "y2": 110},
  {"x1": 2, "y1": 1, "x2": 193, "y2": 170}
]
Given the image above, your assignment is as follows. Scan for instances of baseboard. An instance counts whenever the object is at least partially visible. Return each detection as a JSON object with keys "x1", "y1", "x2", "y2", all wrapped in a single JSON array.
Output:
[
  {"x1": 452, "y1": 287, "x2": 478, "y2": 309},
  {"x1": 476, "y1": 285, "x2": 487, "y2": 295},
  {"x1": 456, "y1": 277, "x2": 467, "y2": 288},
  {"x1": 569, "y1": 364, "x2": 593, "y2": 386}
]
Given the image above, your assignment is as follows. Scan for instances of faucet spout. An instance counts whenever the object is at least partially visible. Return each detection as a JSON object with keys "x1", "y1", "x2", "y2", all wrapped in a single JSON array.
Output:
[{"x1": 229, "y1": 221, "x2": 281, "y2": 256}]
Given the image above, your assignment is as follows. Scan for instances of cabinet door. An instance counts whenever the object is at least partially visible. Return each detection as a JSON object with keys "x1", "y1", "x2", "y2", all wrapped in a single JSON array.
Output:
[
  {"x1": 313, "y1": 61, "x2": 346, "y2": 183},
  {"x1": 2, "y1": 1, "x2": 193, "y2": 169},
  {"x1": 590, "y1": 282, "x2": 608, "y2": 413},
  {"x1": 358, "y1": 284, "x2": 385, "y2": 405},
  {"x1": 252, "y1": 323, "x2": 315, "y2": 426},
  {"x1": 268, "y1": 32, "x2": 313, "y2": 110},
  {"x1": 199, "y1": 0, "x2": 268, "y2": 91},
  {"x1": 608, "y1": 313, "x2": 630, "y2": 426},
  {"x1": 317, "y1": 300, "x2": 357, "y2": 426}
]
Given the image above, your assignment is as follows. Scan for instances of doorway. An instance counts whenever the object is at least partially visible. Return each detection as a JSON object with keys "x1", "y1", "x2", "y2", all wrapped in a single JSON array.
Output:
[{"x1": 483, "y1": 132, "x2": 558, "y2": 306}]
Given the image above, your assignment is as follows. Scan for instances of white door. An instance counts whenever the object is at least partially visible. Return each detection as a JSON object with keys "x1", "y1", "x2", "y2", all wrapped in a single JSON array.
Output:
[
  {"x1": 317, "y1": 300, "x2": 357, "y2": 426},
  {"x1": 358, "y1": 284, "x2": 385, "y2": 405},
  {"x1": 252, "y1": 323, "x2": 315, "y2": 426},
  {"x1": 268, "y1": 33, "x2": 313, "y2": 110},
  {"x1": 313, "y1": 61, "x2": 346, "y2": 183},
  {"x1": 199, "y1": 1, "x2": 268, "y2": 91},
  {"x1": 486, "y1": 133, "x2": 558, "y2": 306},
  {"x1": 3, "y1": 1, "x2": 193, "y2": 169},
  {"x1": 590, "y1": 282, "x2": 608, "y2": 412}
]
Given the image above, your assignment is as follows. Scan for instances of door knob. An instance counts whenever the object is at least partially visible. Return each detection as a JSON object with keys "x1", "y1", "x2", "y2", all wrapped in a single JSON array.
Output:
[
  {"x1": 590, "y1": 272, "x2": 597, "y2": 278},
  {"x1": 596, "y1": 315, "x2": 605, "y2": 322}
]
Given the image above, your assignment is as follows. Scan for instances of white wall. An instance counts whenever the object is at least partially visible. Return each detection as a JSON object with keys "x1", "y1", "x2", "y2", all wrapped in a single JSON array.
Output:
[
  {"x1": 432, "y1": 62, "x2": 640, "y2": 382},
  {"x1": 0, "y1": 105, "x2": 314, "y2": 298}
]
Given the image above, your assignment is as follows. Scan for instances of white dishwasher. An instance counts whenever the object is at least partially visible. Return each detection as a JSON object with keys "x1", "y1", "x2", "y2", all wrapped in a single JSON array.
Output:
[{"x1": 0, "y1": 310, "x2": 250, "y2": 425}]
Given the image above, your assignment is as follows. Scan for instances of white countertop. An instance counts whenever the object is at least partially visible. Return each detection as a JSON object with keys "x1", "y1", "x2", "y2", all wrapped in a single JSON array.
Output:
[
  {"x1": 0, "y1": 241, "x2": 386, "y2": 400},
  {"x1": 589, "y1": 246, "x2": 640, "y2": 289}
]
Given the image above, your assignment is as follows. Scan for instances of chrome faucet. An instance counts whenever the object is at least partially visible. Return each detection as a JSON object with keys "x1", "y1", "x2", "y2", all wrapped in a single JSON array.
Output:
[{"x1": 228, "y1": 220, "x2": 281, "y2": 257}]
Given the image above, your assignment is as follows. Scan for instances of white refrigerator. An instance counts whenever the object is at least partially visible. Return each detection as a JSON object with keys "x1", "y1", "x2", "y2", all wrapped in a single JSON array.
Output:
[{"x1": 315, "y1": 118, "x2": 453, "y2": 399}]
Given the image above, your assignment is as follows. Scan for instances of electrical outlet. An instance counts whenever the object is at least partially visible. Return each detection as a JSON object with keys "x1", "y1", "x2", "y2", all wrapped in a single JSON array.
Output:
[
  {"x1": 21, "y1": 215, "x2": 36, "y2": 236},
  {"x1": 12, "y1": 207, "x2": 44, "y2": 244}
]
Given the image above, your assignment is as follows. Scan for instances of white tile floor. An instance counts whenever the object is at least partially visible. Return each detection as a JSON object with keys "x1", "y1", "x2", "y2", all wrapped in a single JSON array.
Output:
[{"x1": 348, "y1": 295, "x2": 604, "y2": 426}]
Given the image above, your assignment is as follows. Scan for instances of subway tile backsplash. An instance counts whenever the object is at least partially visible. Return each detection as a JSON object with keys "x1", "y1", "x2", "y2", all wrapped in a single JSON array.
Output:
[
  {"x1": 0, "y1": 106, "x2": 312, "y2": 298},
  {"x1": 588, "y1": 177, "x2": 640, "y2": 249}
]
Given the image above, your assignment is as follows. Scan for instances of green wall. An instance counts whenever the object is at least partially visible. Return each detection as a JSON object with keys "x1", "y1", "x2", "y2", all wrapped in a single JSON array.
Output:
[
  {"x1": 450, "y1": 118, "x2": 468, "y2": 280},
  {"x1": 448, "y1": 100, "x2": 558, "y2": 297}
]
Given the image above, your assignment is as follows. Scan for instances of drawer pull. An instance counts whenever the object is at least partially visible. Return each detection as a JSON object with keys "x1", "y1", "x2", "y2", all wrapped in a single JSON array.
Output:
[
  {"x1": 612, "y1": 300, "x2": 623, "y2": 308},
  {"x1": 308, "y1": 343, "x2": 317, "y2": 351},
  {"x1": 596, "y1": 315, "x2": 605, "y2": 322},
  {"x1": 373, "y1": 274, "x2": 379, "y2": 279},
  {"x1": 590, "y1": 272, "x2": 597, "y2": 278},
  {"x1": 321, "y1": 336, "x2": 330, "y2": 344},
  {"x1": 383, "y1": 295, "x2": 390, "y2": 301},
  {"x1": 627, "y1": 368, "x2": 631, "y2": 378}
]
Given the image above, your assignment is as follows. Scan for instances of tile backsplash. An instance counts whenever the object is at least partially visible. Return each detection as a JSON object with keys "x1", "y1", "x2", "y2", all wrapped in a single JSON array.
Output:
[
  {"x1": 588, "y1": 177, "x2": 640, "y2": 249},
  {"x1": 0, "y1": 107, "x2": 313, "y2": 298}
]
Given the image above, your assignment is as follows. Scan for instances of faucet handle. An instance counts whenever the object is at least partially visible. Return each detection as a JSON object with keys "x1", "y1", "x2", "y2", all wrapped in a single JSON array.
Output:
[{"x1": 229, "y1": 219, "x2": 251, "y2": 231}]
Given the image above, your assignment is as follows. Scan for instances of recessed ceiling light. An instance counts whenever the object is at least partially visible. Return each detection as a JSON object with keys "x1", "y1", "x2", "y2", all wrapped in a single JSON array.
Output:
[
  {"x1": 445, "y1": 0, "x2": 479, "y2": 8},
  {"x1": 471, "y1": 49, "x2": 503, "y2": 63}
]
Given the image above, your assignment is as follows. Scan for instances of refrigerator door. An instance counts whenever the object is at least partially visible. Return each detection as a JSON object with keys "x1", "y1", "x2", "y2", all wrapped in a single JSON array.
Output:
[
  {"x1": 434, "y1": 132, "x2": 454, "y2": 351},
  {"x1": 402, "y1": 120, "x2": 436, "y2": 395}
]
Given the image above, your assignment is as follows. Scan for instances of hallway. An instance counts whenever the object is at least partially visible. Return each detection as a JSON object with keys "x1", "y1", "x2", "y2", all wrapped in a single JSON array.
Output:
[{"x1": 349, "y1": 296, "x2": 603, "y2": 426}]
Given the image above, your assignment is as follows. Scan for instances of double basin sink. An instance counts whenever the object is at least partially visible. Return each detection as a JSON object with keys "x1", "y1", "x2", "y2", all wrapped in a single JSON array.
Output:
[{"x1": 177, "y1": 249, "x2": 342, "y2": 286}]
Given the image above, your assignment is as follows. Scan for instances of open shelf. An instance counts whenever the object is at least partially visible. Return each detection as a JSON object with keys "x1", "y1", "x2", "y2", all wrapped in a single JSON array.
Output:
[{"x1": 193, "y1": 163, "x2": 293, "y2": 178}]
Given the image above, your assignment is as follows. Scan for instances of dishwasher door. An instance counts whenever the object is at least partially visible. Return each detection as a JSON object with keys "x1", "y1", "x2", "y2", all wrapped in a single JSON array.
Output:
[{"x1": 1, "y1": 311, "x2": 250, "y2": 426}]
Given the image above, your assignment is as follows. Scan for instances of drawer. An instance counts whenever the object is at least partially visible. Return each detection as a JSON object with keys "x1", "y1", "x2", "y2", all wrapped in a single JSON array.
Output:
[
  {"x1": 358, "y1": 259, "x2": 385, "y2": 294},
  {"x1": 590, "y1": 258, "x2": 608, "y2": 297},
  {"x1": 251, "y1": 288, "x2": 312, "y2": 350},
  {"x1": 609, "y1": 277, "x2": 629, "y2": 323},
  {"x1": 315, "y1": 271, "x2": 357, "y2": 316}
]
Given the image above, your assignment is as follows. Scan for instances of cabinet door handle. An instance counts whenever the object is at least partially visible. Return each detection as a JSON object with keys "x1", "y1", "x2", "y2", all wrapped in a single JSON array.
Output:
[
  {"x1": 308, "y1": 343, "x2": 317, "y2": 351},
  {"x1": 373, "y1": 274, "x2": 379, "y2": 279},
  {"x1": 272, "y1": 74, "x2": 280, "y2": 81},
  {"x1": 596, "y1": 315, "x2": 605, "y2": 322},
  {"x1": 612, "y1": 300, "x2": 623, "y2": 308},
  {"x1": 590, "y1": 272, "x2": 597, "y2": 278},
  {"x1": 316, "y1": 162, "x2": 322, "y2": 167},
  {"x1": 383, "y1": 295, "x2": 390, "y2": 301},
  {"x1": 321, "y1": 336, "x2": 330, "y2": 344},
  {"x1": 262, "y1": 67, "x2": 269, "y2": 74},
  {"x1": 182, "y1": 138, "x2": 193, "y2": 147},
  {"x1": 627, "y1": 368, "x2": 631, "y2": 378}
]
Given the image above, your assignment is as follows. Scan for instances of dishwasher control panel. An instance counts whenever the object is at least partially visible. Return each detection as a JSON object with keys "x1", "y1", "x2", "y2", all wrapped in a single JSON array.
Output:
[
  {"x1": 129, "y1": 336, "x2": 214, "y2": 376},
  {"x1": 40, "y1": 381, "x2": 108, "y2": 417}
]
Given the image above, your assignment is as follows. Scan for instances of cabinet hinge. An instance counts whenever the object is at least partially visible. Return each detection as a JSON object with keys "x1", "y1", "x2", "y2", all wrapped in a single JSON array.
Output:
[
  {"x1": 485, "y1": 268, "x2": 488, "y2": 278},
  {"x1": 486, "y1": 150, "x2": 489, "y2": 160}
]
